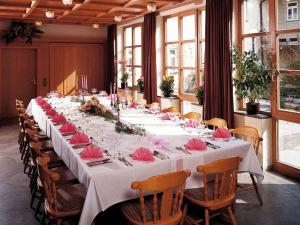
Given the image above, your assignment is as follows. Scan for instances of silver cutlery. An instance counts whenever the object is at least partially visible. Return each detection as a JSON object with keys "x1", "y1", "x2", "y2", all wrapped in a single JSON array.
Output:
[
  {"x1": 176, "y1": 147, "x2": 191, "y2": 155},
  {"x1": 87, "y1": 159, "x2": 112, "y2": 167},
  {"x1": 153, "y1": 151, "x2": 169, "y2": 160},
  {"x1": 72, "y1": 143, "x2": 91, "y2": 149}
]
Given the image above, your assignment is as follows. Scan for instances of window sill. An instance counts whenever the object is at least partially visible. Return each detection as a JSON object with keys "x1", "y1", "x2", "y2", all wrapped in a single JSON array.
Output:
[{"x1": 234, "y1": 110, "x2": 271, "y2": 119}]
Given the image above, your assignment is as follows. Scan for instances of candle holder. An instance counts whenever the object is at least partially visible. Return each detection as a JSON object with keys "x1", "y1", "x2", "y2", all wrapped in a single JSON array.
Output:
[{"x1": 80, "y1": 88, "x2": 88, "y2": 102}]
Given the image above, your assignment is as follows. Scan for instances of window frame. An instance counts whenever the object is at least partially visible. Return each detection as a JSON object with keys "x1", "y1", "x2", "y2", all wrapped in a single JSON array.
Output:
[
  {"x1": 163, "y1": 9, "x2": 205, "y2": 102},
  {"x1": 287, "y1": 2, "x2": 298, "y2": 21},
  {"x1": 122, "y1": 23, "x2": 143, "y2": 90}
]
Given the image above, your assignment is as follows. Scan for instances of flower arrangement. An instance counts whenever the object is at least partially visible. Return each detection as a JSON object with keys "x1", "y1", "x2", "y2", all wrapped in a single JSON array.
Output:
[
  {"x1": 137, "y1": 77, "x2": 144, "y2": 92},
  {"x1": 115, "y1": 121, "x2": 145, "y2": 136},
  {"x1": 120, "y1": 72, "x2": 129, "y2": 89},
  {"x1": 160, "y1": 75, "x2": 175, "y2": 97},
  {"x1": 80, "y1": 96, "x2": 104, "y2": 114},
  {"x1": 194, "y1": 82, "x2": 204, "y2": 105}
]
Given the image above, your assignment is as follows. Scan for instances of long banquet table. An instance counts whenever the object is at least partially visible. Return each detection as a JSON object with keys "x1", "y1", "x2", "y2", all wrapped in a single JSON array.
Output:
[{"x1": 27, "y1": 96, "x2": 264, "y2": 225}]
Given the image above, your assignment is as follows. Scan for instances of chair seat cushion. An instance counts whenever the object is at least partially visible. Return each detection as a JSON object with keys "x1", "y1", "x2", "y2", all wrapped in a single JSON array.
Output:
[
  {"x1": 56, "y1": 184, "x2": 86, "y2": 212},
  {"x1": 121, "y1": 196, "x2": 160, "y2": 223},
  {"x1": 50, "y1": 166, "x2": 77, "y2": 186}
]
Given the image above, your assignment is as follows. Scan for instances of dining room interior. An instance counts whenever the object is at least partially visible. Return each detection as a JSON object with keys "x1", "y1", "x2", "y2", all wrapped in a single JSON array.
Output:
[{"x1": 0, "y1": 0, "x2": 299, "y2": 225}]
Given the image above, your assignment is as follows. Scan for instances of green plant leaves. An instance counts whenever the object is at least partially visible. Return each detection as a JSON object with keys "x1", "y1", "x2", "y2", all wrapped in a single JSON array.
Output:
[{"x1": 2, "y1": 21, "x2": 43, "y2": 45}]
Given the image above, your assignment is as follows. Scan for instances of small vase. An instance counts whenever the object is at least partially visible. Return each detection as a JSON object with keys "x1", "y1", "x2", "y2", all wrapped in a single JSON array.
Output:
[
  {"x1": 246, "y1": 102, "x2": 260, "y2": 115},
  {"x1": 198, "y1": 98, "x2": 203, "y2": 105},
  {"x1": 163, "y1": 93, "x2": 171, "y2": 98},
  {"x1": 140, "y1": 87, "x2": 144, "y2": 93},
  {"x1": 121, "y1": 83, "x2": 126, "y2": 89}
]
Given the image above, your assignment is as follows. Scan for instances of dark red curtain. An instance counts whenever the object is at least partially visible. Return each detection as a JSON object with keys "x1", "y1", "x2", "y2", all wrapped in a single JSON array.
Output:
[
  {"x1": 105, "y1": 24, "x2": 117, "y2": 94},
  {"x1": 204, "y1": 0, "x2": 234, "y2": 128},
  {"x1": 143, "y1": 13, "x2": 157, "y2": 103}
]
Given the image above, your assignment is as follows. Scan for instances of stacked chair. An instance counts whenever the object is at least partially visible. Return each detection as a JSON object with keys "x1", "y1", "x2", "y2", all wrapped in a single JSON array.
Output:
[{"x1": 15, "y1": 99, "x2": 86, "y2": 225}]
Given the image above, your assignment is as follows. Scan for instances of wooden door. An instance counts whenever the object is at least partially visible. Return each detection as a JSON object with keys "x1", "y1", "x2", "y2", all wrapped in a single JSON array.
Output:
[{"x1": 1, "y1": 48, "x2": 37, "y2": 118}]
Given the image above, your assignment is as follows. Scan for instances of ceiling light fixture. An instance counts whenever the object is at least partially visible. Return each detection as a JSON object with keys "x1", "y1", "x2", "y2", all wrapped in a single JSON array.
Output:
[
  {"x1": 62, "y1": 0, "x2": 73, "y2": 5},
  {"x1": 93, "y1": 23, "x2": 99, "y2": 29},
  {"x1": 35, "y1": 20, "x2": 43, "y2": 26},
  {"x1": 114, "y1": 15, "x2": 122, "y2": 22},
  {"x1": 45, "y1": 10, "x2": 54, "y2": 18},
  {"x1": 147, "y1": 2, "x2": 156, "y2": 12}
]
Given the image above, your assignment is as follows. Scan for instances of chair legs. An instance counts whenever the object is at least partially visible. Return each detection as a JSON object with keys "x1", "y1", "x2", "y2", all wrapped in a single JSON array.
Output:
[
  {"x1": 227, "y1": 206, "x2": 237, "y2": 225},
  {"x1": 204, "y1": 209, "x2": 209, "y2": 225},
  {"x1": 250, "y1": 173, "x2": 263, "y2": 205}
]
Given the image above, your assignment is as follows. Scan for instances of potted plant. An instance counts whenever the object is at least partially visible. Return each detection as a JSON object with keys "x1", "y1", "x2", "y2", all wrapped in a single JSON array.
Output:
[
  {"x1": 137, "y1": 77, "x2": 144, "y2": 92},
  {"x1": 194, "y1": 82, "x2": 204, "y2": 105},
  {"x1": 160, "y1": 75, "x2": 174, "y2": 97},
  {"x1": 232, "y1": 49, "x2": 274, "y2": 114},
  {"x1": 120, "y1": 72, "x2": 129, "y2": 89}
]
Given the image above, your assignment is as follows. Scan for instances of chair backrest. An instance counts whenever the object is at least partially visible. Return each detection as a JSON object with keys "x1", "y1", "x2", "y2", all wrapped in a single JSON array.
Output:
[
  {"x1": 36, "y1": 156, "x2": 60, "y2": 212},
  {"x1": 25, "y1": 128, "x2": 39, "y2": 143},
  {"x1": 230, "y1": 126, "x2": 261, "y2": 155},
  {"x1": 205, "y1": 118, "x2": 227, "y2": 129},
  {"x1": 181, "y1": 112, "x2": 201, "y2": 121},
  {"x1": 162, "y1": 107, "x2": 180, "y2": 113},
  {"x1": 138, "y1": 99, "x2": 147, "y2": 106},
  {"x1": 197, "y1": 157, "x2": 240, "y2": 209},
  {"x1": 132, "y1": 170, "x2": 191, "y2": 224}
]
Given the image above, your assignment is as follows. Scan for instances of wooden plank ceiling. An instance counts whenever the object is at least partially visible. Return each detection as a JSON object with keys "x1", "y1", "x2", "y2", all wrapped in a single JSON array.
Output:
[{"x1": 0, "y1": 0, "x2": 194, "y2": 26}]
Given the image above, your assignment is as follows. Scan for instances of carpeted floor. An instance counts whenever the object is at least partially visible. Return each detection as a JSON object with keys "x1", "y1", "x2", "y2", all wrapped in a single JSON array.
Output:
[{"x1": 0, "y1": 119, "x2": 299, "y2": 225}]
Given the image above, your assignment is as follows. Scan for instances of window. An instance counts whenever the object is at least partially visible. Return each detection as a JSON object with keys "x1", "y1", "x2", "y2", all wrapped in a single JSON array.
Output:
[
  {"x1": 123, "y1": 24, "x2": 142, "y2": 88},
  {"x1": 163, "y1": 10, "x2": 205, "y2": 100},
  {"x1": 287, "y1": 2, "x2": 298, "y2": 21},
  {"x1": 239, "y1": 0, "x2": 271, "y2": 113}
]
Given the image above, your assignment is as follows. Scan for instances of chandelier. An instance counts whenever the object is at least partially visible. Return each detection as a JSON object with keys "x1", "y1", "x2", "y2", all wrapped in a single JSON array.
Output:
[
  {"x1": 62, "y1": 0, "x2": 73, "y2": 5},
  {"x1": 45, "y1": 10, "x2": 54, "y2": 18},
  {"x1": 93, "y1": 24, "x2": 99, "y2": 29},
  {"x1": 35, "y1": 20, "x2": 43, "y2": 26},
  {"x1": 114, "y1": 16, "x2": 122, "y2": 22},
  {"x1": 147, "y1": 2, "x2": 156, "y2": 12}
]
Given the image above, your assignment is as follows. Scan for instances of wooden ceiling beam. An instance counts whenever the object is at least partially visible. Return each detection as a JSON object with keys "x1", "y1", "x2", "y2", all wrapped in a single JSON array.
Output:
[
  {"x1": 56, "y1": 0, "x2": 91, "y2": 20},
  {"x1": 23, "y1": 0, "x2": 40, "y2": 18}
]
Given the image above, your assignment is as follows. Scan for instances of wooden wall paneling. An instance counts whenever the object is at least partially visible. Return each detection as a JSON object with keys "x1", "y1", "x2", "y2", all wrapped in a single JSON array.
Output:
[
  {"x1": 50, "y1": 44, "x2": 64, "y2": 95},
  {"x1": 1, "y1": 48, "x2": 37, "y2": 117},
  {"x1": 75, "y1": 44, "x2": 90, "y2": 91},
  {"x1": 89, "y1": 44, "x2": 103, "y2": 91},
  {"x1": 63, "y1": 44, "x2": 77, "y2": 95},
  {"x1": 37, "y1": 44, "x2": 50, "y2": 96}
]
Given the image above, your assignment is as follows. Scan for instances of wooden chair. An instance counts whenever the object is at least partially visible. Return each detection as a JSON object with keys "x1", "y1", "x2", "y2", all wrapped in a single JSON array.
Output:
[
  {"x1": 121, "y1": 170, "x2": 191, "y2": 225},
  {"x1": 205, "y1": 118, "x2": 227, "y2": 129},
  {"x1": 30, "y1": 146, "x2": 76, "y2": 220},
  {"x1": 138, "y1": 99, "x2": 147, "y2": 106},
  {"x1": 184, "y1": 157, "x2": 240, "y2": 225},
  {"x1": 230, "y1": 126, "x2": 263, "y2": 205},
  {"x1": 37, "y1": 156, "x2": 86, "y2": 225},
  {"x1": 181, "y1": 112, "x2": 201, "y2": 121},
  {"x1": 162, "y1": 107, "x2": 180, "y2": 114},
  {"x1": 145, "y1": 101, "x2": 160, "y2": 110}
]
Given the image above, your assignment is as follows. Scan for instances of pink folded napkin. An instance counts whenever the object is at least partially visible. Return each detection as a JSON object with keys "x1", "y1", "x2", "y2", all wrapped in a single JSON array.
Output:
[
  {"x1": 80, "y1": 145, "x2": 103, "y2": 159},
  {"x1": 59, "y1": 122, "x2": 77, "y2": 134},
  {"x1": 46, "y1": 108, "x2": 57, "y2": 117},
  {"x1": 36, "y1": 96, "x2": 43, "y2": 100},
  {"x1": 52, "y1": 114, "x2": 67, "y2": 124},
  {"x1": 70, "y1": 132, "x2": 90, "y2": 144},
  {"x1": 212, "y1": 128, "x2": 232, "y2": 139},
  {"x1": 130, "y1": 101, "x2": 138, "y2": 109},
  {"x1": 36, "y1": 99, "x2": 46, "y2": 105},
  {"x1": 150, "y1": 137, "x2": 170, "y2": 150},
  {"x1": 131, "y1": 147, "x2": 155, "y2": 162},
  {"x1": 162, "y1": 113, "x2": 173, "y2": 120},
  {"x1": 147, "y1": 109, "x2": 160, "y2": 114},
  {"x1": 185, "y1": 119, "x2": 199, "y2": 128},
  {"x1": 41, "y1": 103, "x2": 52, "y2": 110},
  {"x1": 185, "y1": 138, "x2": 207, "y2": 151}
]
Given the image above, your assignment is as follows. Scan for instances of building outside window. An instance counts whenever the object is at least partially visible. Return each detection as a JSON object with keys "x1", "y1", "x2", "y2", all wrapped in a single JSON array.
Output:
[{"x1": 287, "y1": 2, "x2": 298, "y2": 21}]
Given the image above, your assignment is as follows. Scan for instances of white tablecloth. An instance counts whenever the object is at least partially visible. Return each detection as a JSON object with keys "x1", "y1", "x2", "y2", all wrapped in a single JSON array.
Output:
[{"x1": 27, "y1": 97, "x2": 263, "y2": 225}]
